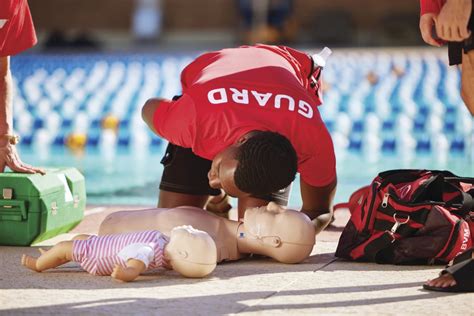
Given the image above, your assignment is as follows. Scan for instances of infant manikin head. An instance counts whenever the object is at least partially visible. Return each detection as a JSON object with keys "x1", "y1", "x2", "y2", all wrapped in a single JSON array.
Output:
[
  {"x1": 243, "y1": 202, "x2": 315, "y2": 263},
  {"x1": 165, "y1": 225, "x2": 217, "y2": 278}
]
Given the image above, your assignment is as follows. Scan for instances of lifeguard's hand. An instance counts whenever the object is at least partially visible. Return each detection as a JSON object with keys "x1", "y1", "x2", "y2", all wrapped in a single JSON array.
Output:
[
  {"x1": 311, "y1": 213, "x2": 333, "y2": 235},
  {"x1": 0, "y1": 144, "x2": 45, "y2": 174},
  {"x1": 420, "y1": 13, "x2": 443, "y2": 47},
  {"x1": 435, "y1": 0, "x2": 472, "y2": 42},
  {"x1": 205, "y1": 191, "x2": 232, "y2": 216}
]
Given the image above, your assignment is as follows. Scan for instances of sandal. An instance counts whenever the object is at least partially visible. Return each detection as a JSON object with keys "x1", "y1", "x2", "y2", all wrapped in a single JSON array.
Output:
[{"x1": 423, "y1": 248, "x2": 474, "y2": 292}]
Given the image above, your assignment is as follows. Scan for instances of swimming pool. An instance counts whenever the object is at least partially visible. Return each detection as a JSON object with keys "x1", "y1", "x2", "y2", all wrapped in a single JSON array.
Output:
[{"x1": 10, "y1": 49, "x2": 474, "y2": 207}]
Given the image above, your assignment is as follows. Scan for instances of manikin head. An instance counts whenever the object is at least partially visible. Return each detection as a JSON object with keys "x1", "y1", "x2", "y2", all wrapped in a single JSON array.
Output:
[
  {"x1": 242, "y1": 202, "x2": 316, "y2": 264},
  {"x1": 164, "y1": 225, "x2": 217, "y2": 278},
  {"x1": 207, "y1": 131, "x2": 298, "y2": 198}
]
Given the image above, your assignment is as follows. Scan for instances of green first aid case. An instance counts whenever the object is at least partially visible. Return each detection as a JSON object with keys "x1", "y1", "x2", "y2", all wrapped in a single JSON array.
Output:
[{"x1": 0, "y1": 167, "x2": 86, "y2": 246}]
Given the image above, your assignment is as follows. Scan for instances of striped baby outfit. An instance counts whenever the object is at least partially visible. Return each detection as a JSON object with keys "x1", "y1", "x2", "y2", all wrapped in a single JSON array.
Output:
[{"x1": 72, "y1": 230, "x2": 169, "y2": 276}]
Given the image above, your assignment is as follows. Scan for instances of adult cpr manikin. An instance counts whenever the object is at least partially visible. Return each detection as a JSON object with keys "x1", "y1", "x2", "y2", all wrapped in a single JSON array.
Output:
[{"x1": 99, "y1": 202, "x2": 316, "y2": 264}]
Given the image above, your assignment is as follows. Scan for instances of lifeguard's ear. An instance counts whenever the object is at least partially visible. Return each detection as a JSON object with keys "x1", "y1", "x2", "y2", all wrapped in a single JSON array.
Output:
[
  {"x1": 236, "y1": 133, "x2": 253, "y2": 144},
  {"x1": 261, "y1": 236, "x2": 282, "y2": 248}
]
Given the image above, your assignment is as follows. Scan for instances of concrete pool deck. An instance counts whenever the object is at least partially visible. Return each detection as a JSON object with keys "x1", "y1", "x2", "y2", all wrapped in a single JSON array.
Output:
[{"x1": 0, "y1": 206, "x2": 472, "y2": 315}]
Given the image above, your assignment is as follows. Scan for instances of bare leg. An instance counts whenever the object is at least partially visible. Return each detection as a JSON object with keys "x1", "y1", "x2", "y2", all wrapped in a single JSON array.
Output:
[
  {"x1": 461, "y1": 50, "x2": 474, "y2": 116},
  {"x1": 21, "y1": 240, "x2": 74, "y2": 272},
  {"x1": 158, "y1": 190, "x2": 209, "y2": 208}
]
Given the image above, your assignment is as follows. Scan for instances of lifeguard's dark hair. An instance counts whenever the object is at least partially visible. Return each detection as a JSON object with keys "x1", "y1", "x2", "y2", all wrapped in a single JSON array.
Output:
[{"x1": 234, "y1": 131, "x2": 297, "y2": 195}]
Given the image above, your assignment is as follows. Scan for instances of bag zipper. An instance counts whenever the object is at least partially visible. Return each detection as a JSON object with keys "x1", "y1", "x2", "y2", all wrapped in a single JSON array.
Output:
[
  {"x1": 381, "y1": 193, "x2": 389, "y2": 208},
  {"x1": 363, "y1": 182, "x2": 379, "y2": 232}
]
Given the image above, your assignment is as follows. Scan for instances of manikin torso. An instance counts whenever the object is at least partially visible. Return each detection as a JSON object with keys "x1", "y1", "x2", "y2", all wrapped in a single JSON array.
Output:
[{"x1": 99, "y1": 206, "x2": 243, "y2": 262}]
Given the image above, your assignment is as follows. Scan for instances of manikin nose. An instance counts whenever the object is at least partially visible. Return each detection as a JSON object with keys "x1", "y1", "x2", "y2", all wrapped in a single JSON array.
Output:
[{"x1": 267, "y1": 201, "x2": 280, "y2": 212}]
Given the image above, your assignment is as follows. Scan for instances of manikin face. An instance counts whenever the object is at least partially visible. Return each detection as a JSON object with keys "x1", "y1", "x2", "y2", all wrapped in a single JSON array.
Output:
[
  {"x1": 208, "y1": 146, "x2": 248, "y2": 198},
  {"x1": 164, "y1": 225, "x2": 217, "y2": 271},
  {"x1": 243, "y1": 202, "x2": 315, "y2": 247}
]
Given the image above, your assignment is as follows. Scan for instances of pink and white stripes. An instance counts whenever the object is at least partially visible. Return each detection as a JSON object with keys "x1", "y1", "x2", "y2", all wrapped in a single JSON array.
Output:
[{"x1": 72, "y1": 230, "x2": 169, "y2": 276}]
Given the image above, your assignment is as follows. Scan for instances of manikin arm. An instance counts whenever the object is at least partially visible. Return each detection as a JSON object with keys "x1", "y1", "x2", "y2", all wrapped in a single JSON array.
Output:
[
  {"x1": 300, "y1": 177, "x2": 337, "y2": 234},
  {"x1": 111, "y1": 259, "x2": 147, "y2": 282},
  {"x1": 113, "y1": 242, "x2": 154, "y2": 282}
]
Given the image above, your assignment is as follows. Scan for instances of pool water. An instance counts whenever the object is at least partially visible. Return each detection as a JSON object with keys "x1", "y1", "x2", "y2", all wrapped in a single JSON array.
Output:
[{"x1": 18, "y1": 146, "x2": 473, "y2": 208}]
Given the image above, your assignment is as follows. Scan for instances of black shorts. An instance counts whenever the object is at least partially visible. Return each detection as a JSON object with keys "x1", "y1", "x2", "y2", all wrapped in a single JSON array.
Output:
[
  {"x1": 159, "y1": 143, "x2": 291, "y2": 205},
  {"x1": 448, "y1": 5, "x2": 474, "y2": 65}
]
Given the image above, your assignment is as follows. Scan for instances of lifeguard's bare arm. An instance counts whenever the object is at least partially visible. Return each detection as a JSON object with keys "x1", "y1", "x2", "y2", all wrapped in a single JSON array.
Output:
[
  {"x1": 0, "y1": 57, "x2": 44, "y2": 174},
  {"x1": 300, "y1": 177, "x2": 337, "y2": 234},
  {"x1": 141, "y1": 98, "x2": 163, "y2": 134}
]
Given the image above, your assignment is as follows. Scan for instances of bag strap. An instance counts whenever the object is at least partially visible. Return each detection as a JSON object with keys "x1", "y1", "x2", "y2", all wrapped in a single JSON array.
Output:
[
  {"x1": 378, "y1": 169, "x2": 429, "y2": 188},
  {"x1": 445, "y1": 176, "x2": 474, "y2": 184},
  {"x1": 442, "y1": 178, "x2": 474, "y2": 214},
  {"x1": 363, "y1": 219, "x2": 422, "y2": 262},
  {"x1": 333, "y1": 185, "x2": 370, "y2": 214},
  {"x1": 362, "y1": 232, "x2": 395, "y2": 262},
  {"x1": 403, "y1": 173, "x2": 474, "y2": 215},
  {"x1": 459, "y1": 191, "x2": 474, "y2": 214},
  {"x1": 333, "y1": 202, "x2": 349, "y2": 211}
]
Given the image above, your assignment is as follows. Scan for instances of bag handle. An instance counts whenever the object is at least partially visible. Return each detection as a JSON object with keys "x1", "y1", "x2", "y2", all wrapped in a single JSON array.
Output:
[
  {"x1": 441, "y1": 177, "x2": 474, "y2": 214},
  {"x1": 334, "y1": 185, "x2": 370, "y2": 214},
  {"x1": 444, "y1": 176, "x2": 474, "y2": 184},
  {"x1": 458, "y1": 191, "x2": 474, "y2": 214}
]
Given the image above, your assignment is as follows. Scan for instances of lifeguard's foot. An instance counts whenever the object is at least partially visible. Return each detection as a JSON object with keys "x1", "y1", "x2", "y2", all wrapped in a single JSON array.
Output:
[
  {"x1": 21, "y1": 254, "x2": 39, "y2": 272},
  {"x1": 423, "y1": 250, "x2": 474, "y2": 292}
]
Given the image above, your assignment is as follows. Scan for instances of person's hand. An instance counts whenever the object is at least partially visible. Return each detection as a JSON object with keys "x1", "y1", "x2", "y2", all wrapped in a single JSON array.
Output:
[
  {"x1": 0, "y1": 143, "x2": 45, "y2": 174},
  {"x1": 205, "y1": 191, "x2": 232, "y2": 216},
  {"x1": 435, "y1": 0, "x2": 472, "y2": 42},
  {"x1": 311, "y1": 212, "x2": 333, "y2": 235},
  {"x1": 420, "y1": 13, "x2": 443, "y2": 47}
]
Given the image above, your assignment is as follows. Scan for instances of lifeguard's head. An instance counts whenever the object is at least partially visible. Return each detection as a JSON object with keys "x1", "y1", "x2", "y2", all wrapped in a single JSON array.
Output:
[
  {"x1": 165, "y1": 225, "x2": 217, "y2": 278},
  {"x1": 242, "y1": 202, "x2": 316, "y2": 263},
  {"x1": 207, "y1": 131, "x2": 298, "y2": 198}
]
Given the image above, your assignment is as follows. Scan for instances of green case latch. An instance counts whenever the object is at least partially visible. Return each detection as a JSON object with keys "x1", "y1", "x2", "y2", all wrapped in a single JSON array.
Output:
[{"x1": 0, "y1": 200, "x2": 27, "y2": 221}]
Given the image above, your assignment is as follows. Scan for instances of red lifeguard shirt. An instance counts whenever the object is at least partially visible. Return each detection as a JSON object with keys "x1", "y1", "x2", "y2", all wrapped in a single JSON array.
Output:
[
  {"x1": 0, "y1": 0, "x2": 37, "y2": 57},
  {"x1": 420, "y1": 0, "x2": 445, "y2": 15},
  {"x1": 153, "y1": 45, "x2": 336, "y2": 187}
]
